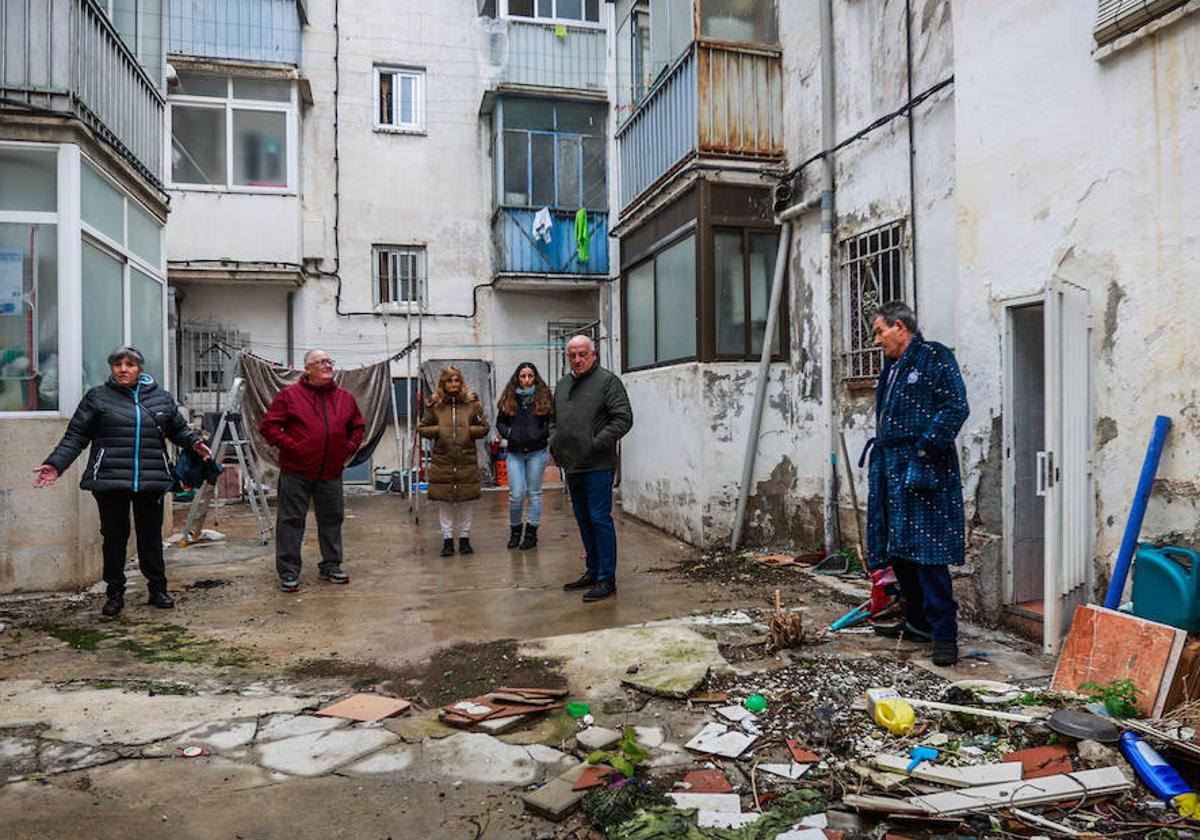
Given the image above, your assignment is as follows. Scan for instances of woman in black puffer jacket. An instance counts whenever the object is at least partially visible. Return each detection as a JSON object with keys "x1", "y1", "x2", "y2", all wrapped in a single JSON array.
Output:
[
  {"x1": 496, "y1": 362, "x2": 553, "y2": 550},
  {"x1": 34, "y1": 346, "x2": 211, "y2": 617}
]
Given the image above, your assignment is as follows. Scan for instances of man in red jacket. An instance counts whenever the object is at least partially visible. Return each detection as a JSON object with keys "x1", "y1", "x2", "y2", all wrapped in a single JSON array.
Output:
[{"x1": 261, "y1": 349, "x2": 365, "y2": 592}]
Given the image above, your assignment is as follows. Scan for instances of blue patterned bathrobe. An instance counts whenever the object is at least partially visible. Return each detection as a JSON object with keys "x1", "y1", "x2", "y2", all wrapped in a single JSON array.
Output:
[{"x1": 863, "y1": 332, "x2": 970, "y2": 570}]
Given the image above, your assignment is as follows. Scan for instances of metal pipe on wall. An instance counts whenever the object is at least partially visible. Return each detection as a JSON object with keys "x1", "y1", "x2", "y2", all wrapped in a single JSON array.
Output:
[
  {"x1": 819, "y1": 0, "x2": 838, "y2": 555},
  {"x1": 730, "y1": 222, "x2": 793, "y2": 551}
]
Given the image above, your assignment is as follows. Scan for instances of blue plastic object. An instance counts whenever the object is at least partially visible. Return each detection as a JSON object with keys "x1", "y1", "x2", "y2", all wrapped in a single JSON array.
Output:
[
  {"x1": 906, "y1": 746, "x2": 939, "y2": 773},
  {"x1": 1132, "y1": 544, "x2": 1200, "y2": 632},
  {"x1": 1105, "y1": 416, "x2": 1172, "y2": 609},
  {"x1": 1118, "y1": 731, "x2": 1198, "y2": 816}
]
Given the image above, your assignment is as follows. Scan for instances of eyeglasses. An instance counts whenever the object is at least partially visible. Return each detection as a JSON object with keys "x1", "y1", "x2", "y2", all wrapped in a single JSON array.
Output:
[{"x1": 307, "y1": 358, "x2": 335, "y2": 367}]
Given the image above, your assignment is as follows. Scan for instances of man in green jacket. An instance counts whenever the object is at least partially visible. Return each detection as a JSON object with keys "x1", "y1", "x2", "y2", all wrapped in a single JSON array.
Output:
[{"x1": 551, "y1": 336, "x2": 633, "y2": 602}]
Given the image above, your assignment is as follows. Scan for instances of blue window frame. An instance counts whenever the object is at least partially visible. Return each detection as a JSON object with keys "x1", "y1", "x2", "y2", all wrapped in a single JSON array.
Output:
[{"x1": 499, "y1": 98, "x2": 607, "y2": 211}]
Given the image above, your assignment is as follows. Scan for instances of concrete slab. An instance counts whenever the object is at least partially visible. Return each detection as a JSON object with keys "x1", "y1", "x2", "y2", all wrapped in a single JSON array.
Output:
[
  {"x1": 256, "y1": 713, "x2": 347, "y2": 743},
  {"x1": 576, "y1": 726, "x2": 621, "y2": 751},
  {"x1": 342, "y1": 744, "x2": 419, "y2": 776},
  {"x1": 176, "y1": 720, "x2": 258, "y2": 751},
  {"x1": 523, "y1": 625, "x2": 724, "y2": 700},
  {"x1": 384, "y1": 710, "x2": 458, "y2": 743},
  {"x1": 522, "y1": 762, "x2": 590, "y2": 822},
  {"x1": 256, "y1": 728, "x2": 397, "y2": 777},
  {"x1": 496, "y1": 710, "x2": 579, "y2": 747},
  {"x1": 39, "y1": 741, "x2": 119, "y2": 775},
  {"x1": 525, "y1": 744, "x2": 572, "y2": 766},
  {"x1": 419, "y1": 733, "x2": 541, "y2": 785},
  {"x1": 0, "y1": 735, "x2": 40, "y2": 782},
  {"x1": 633, "y1": 725, "x2": 665, "y2": 748},
  {"x1": 913, "y1": 645, "x2": 1053, "y2": 683},
  {"x1": 0, "y1": 681, "x2": 310, "y2": 745}
]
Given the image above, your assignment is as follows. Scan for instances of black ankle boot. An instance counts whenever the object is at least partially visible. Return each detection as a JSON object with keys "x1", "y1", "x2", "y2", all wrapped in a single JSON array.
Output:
[
  {"x1": 147, "y1": 587, "x2": 174, "y2": 609},
  {"x1": 520, "y1": 524, "x2": 538, "y2": 550},
  {"x1": 507, "y1": 525, "x2": 523, "y2": 549},
  {"x1": 440, "y1": 538, "x2": 455, "y2": 557},
  {"x1": 458, "y1": 537, "x2": 474, "y2": 555},
  {"x1": 101, "y1": 593, "x2": 124, "y2": 617}
]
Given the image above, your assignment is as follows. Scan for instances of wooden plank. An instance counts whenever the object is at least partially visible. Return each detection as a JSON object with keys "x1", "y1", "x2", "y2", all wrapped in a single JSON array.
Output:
[
  {"x1": 314, "y1": 694, "x2": 411, "y2": 722},
  {"x1": 871, "y1": 754, "x2": 1022, "y2": 788},
  {"x1": 902, "y1": 698, "x2": 1035, "y2": 723},
  {"x1": 1051, "y1": 604, "x2": 1187, "y2": 717},
  {"x1": 1164, "y1": 639, "x2": 1200, "y2": 713},
  {"x1": 907, "y1": 767, "x2": 1132, "y2": 816}
]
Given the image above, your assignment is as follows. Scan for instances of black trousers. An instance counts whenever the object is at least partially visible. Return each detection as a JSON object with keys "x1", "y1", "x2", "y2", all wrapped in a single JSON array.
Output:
[
  {"x1": 94, "y1": 490, "x2": 166, "y2": 595},
  {"x1": 275, "y1": 471, "x2": 345, "y2": 578},
  {"x1": 892, "y1": 558, "x2": 958, "y2": 642}
]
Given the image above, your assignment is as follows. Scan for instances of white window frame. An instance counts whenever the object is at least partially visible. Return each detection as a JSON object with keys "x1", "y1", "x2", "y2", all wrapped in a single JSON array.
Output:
[
  {"x1": 167, "y1": 75, "x2": 298, "y2": 194},
  {"x1": 79, "y1": 154, "x2": 169, "y2": 391},
  {"x1": 501, "y1": 0, "x2": 604, "y2": 28},
  {"x1": 372, "y1": 245, "x2": 428, "y2": 310},
  {"x1": 374, "y1": 66, "x2": 427, "y2": 134}
]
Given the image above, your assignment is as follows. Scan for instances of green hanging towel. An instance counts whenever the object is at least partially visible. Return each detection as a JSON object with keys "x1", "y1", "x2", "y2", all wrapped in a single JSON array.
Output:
[{"x1": 574, "y1": 208, "x2": 590, "y2": 264}]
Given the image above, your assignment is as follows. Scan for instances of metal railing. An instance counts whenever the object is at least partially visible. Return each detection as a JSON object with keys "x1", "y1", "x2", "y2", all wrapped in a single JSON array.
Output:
[
  {"x1": 616, "y1": 41, "x2": 783, "y2": 212},
  {"x1": 0, "y1": 0, "x2": 164, "y2": 183},
  {"x1": 501, "y1": 20, "x2": 606, "y2": 92},
  {"x1": 168, "y1": 0, "x2": 303, "y2": 65},
  {"x1": 493, "y1": 206, "x2": 609, "y2": 276}
]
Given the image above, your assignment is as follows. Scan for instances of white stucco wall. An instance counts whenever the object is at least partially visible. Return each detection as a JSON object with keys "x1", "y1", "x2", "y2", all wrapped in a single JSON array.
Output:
[
  {"x1": 953, "y1": 0, "x2": 1200, "y2": 595},
  {"x1": 166, "y1": 192, "x2": 302, "y2": 264}
]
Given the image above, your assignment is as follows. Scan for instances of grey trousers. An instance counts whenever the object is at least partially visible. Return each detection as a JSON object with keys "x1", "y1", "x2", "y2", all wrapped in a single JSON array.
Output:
[{"x1": 275, "y1": 471, "x2": 345, "y2": 578}]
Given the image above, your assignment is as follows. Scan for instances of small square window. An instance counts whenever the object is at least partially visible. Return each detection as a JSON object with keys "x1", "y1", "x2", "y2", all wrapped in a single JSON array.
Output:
[
  {"x1": 376, "y1": 67, "x2": 426, "y2": 132},
  {"x1": 374, "y1": 245, "x2": 427, "y2": 306}
]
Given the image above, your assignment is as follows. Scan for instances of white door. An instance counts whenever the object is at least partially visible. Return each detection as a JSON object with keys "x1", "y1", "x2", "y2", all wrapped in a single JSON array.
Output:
[{"x1": 1041, "y1": 280, "x2": 1093, "y2": 654}]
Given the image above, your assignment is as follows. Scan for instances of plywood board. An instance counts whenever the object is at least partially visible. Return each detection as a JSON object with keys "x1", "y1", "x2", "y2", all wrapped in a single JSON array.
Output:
[
  {"x1": 871, "y1": 754, "x2": 1022, "y2": 787},
  {"x1": 314, "y1": 694, "x2": 411, "y2": 722},
  {"x1": 1051, "y1": 604, "x2": 1186, "y2": 717},
  {"x1": 908, "y1": 767, "x2": 1132, "y2": 816}
]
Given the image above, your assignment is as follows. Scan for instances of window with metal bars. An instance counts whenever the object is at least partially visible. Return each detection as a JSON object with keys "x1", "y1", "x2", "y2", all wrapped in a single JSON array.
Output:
[
  {"x1": 374, "y1": 245, "x2": 427, "y2": 306},
  {"x1": 839, "y1": 221, "x2": 908, "y2": 382}
]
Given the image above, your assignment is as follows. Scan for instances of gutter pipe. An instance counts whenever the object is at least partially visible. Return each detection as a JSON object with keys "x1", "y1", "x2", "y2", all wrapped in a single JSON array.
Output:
[
  {"x1": 730, "y1": 221, "x2": 793, "y2": 550},
  {"x1": 818, "y1": 0, "x2": 838, "y2": 555}
]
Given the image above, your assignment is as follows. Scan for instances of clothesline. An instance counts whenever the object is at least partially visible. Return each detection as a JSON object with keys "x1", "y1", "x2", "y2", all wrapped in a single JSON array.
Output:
[{"x1": 210, "y1": 337, "x2": 422, "y2": 372}]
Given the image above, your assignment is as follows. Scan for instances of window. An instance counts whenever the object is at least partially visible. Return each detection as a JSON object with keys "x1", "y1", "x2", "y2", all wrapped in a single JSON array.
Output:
[
  {"x1": 699, "y1": 0, "x2": 778, "y2": 45},
  {"x1": 80, "y1": 158, "x2": 167, "y2": 387},
  {"x1": 0, "y1": 146, "x2": 59, "y2": 412},
  {"x1": 714, "y1": 228, "x2": 781, "y2": 358},
  {"x1": 374, "y1": 246, "x2": 427, "y2": 307},
  {"x1": 108, "y1": 0, "x2": 164, "y2": 87},
  {"x1": 500, "y1": 99, "x2": 606, "y2": 209},
  {"x1": 505, "y1": 0, "x2": 601, "y2": 24},
  {"x1": 169, "y1": 72, "x2": 295, "y2": 190},
  {"x1": 623, "y1": 234, "x2": 697, "y2": 369},
  {"x1": 375, "y1": 67, "x2": 426, "y2": 132},
  {"x1": 840, "y1": 221, "x2": 907, "y2": 382},
  {"x1": 1095, "y1": 0, "x2": 1190, "y2": 45},
  {"x1": 178, "y1": 322, "x2": 248, "y2": 413}
]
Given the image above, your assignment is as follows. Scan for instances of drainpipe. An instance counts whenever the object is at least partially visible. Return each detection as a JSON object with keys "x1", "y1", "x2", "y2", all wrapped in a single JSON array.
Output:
[
  {"x1": 818, "y1": 0, "x2": 838, "y2": 555},
  {"x1": 286, "y1": 290, "x2": 295, "y2": 367},
  {"x1": 730, "y1": 222, "x2": 793, "y2": 551}
]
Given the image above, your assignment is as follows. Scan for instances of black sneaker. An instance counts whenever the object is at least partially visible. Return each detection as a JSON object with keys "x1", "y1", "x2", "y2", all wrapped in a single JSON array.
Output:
[
  {"x1": 319, "y1": 567, "x2": 349, "y2": 584},
  {"x1": 507, "y1": 525, "x2": 523, "y2": 549},
  {"x1": 280, "y1": 575, "x2": 300, "y2": 593},
  {"x1": 147, "y1": 588, "x2": 175, "y2": 609},
  {"x1": 563, "y1": 573, "x2": 596, "y2": 591},
  {"x1": 932, "y1": 639, "x2": 959, "y2": 666},
  {"x1": 101, "y1": 593, "x2": 124, "y2": 617},
  {"x1": 873, "y1": 621, "x2": 933, "y2": 641},
  {"x1": 458, "y1": 537, "x2": 474, "y2": 555},
  {"x1": 582, "y1": 580, "x2": 616, "y2": 602},
  {"x1": 440, "y1": 539, "x2": 454, "y2": 557}
]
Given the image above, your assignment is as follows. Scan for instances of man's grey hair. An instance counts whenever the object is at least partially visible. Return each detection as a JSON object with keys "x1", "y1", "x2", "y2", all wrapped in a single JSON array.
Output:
[
  {"x1": 303, "y1": 348, "x2": 330, "y2": 365},
  {"x1": 107, "y1": 345, "x2": 145, "y2": 368},
  {"x1": 875, "y1": 301, "x2": 918, "y2": 334},
  {"x1": 567, "y1": 335, "x2": 596, "y2": 353}
]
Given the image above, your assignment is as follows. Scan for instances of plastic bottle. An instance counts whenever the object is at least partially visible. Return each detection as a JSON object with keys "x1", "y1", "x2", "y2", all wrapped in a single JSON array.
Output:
[
  {"x1": 865, "y1": 687, "x2": 915, "y2": 736},
  {"x1": 1118, "y1": 731, "x2": 1199, "y2": 817}
]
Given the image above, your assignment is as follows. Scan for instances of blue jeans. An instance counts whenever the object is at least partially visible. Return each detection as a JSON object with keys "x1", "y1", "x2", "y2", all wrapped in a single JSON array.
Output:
[
  {"x1": 566, "y1": 468, "x2": 617, "y2": 583},
  {"x1": 507, "y1": 448, "x2": 549, "y2": 526}
]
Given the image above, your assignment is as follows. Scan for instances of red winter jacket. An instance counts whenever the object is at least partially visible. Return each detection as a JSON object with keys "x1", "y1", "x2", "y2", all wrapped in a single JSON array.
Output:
[{"x1": 260, "y1": 378, "x2": 366, "y2": 480}]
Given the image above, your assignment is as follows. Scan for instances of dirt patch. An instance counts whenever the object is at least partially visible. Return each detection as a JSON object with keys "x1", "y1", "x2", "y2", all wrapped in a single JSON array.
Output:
[
  {"x1": 655, "y1": 550, "x2": 864, "y2": 605},
  {"x1": 42, "y1": 620, "x2": 266, "y2": 669},
  {"x1": 290, "y1": 638, "x2": 567, "y2": 706}
]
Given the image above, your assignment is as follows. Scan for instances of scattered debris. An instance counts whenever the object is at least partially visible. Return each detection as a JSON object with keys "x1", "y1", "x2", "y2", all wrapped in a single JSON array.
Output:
[
  {"x1": 1002, "y1": 744, "x2": 1073, "y2": 779},
  {"x1": 679, "y1": 768, "x2": 733, "y2": 793},
  {"x1": 439, "y1": 688, "x2": 565, "y2": 732},
  {"x1": 684, "y1": 722, "x2": 757, "y2": 759},
  {"x1": 522, "y1": 762, "x2": 592, "y2": 821}
]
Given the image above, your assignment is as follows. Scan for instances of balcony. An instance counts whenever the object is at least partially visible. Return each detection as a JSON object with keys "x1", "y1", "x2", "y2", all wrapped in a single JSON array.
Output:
[
  {"x1": 168, "y1": 0, "x2": 304, "y2": 65},
  {"x1": 0, "y1": 0, "x2": 164, "y2": 183},
  {"x1": 486, "y1": 20, "x2": 606, "y2": 96},
  {"x1": 616, "y1": 41, "x2": 783, "y2": 212},
  {"x1": 493, "y1": 207, "x2": 609, "y2": 284}
]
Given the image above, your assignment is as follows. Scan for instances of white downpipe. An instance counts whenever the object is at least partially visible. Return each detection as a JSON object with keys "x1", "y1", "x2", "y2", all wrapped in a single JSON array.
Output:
[{"x1": 730, "y1": 222, "x2": 793, "y2": 550}]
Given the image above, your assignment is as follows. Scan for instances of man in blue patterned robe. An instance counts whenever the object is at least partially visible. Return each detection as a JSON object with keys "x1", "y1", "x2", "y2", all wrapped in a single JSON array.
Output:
[{"x1": 863, "y1": 301, "x2": 970, "y2": 666}]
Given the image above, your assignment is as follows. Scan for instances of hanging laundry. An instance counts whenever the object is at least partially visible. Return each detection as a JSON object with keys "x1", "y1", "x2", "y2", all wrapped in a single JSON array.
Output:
[
  {"x1": 533, "y1": 207, "x2": 553, "y2": 244},
  {"x1": 574, "y1": 208, "x2": 590, "y2": 263}
]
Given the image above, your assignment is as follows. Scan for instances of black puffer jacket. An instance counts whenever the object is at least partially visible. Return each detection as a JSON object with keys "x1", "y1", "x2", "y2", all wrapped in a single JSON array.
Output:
[
  {"x1": 45, "y1": 375, "x2": 200, "y2": 494},
  {"x1": 497, "y1": 401, "x2": 551, "y2": 454}
]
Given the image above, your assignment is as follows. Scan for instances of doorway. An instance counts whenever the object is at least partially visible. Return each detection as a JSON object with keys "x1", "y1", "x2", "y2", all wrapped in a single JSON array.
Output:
[{"x1": 1002, "y1": 282, "x2": 1093, "y2": 654}]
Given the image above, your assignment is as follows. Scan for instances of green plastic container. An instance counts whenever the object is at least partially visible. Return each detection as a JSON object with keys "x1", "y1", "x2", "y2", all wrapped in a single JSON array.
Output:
[
  {"x1": 1132, "y1": 544, "x2": 1200, "y2": 632},
  {"x1": 566, "y1": 702, "x2": 591, "y2": 718}
]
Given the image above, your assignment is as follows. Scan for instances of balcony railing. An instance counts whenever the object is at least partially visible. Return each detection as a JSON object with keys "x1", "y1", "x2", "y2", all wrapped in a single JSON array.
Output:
[
  {"x1": 616, "y1": 41, "x2": 783, "y2": 212},
  {"x1": 168, "y1": 0, "x2": 303, "y2": 65},
  {"x1": 0, "y1": 0, "x2": 164, "y2": 184},
  {"x1": 493, "y1": 207, "x2": 609, "y2": 277},
  {"x1": 494, "y1": 20, "x2": 606, "y2": 93}
]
